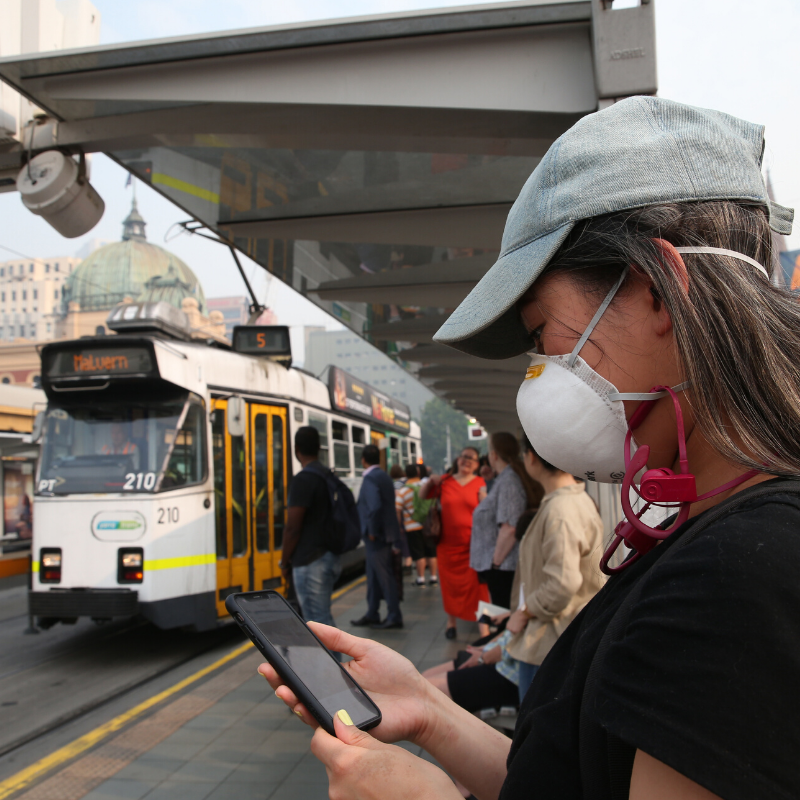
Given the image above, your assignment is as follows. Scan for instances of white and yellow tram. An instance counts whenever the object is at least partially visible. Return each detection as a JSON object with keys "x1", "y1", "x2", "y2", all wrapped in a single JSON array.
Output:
[{"x1": 29, "y1": 306, "x2": 421, "y2": 630}]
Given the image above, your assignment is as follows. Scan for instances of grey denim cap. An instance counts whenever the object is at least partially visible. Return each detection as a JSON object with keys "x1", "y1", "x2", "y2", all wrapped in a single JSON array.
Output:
[{"x1": 433, "y1": 96, "x2": 795, "y2": 360}]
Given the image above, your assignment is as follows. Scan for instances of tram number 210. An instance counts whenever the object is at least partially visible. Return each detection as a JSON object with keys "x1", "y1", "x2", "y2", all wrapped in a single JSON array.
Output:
[
  {"x1": 123, "y1": 472, "x2": 157, "y2": 491},
  {"x1": 157, "y1": 507, "x2": 180, "y2": 524}
]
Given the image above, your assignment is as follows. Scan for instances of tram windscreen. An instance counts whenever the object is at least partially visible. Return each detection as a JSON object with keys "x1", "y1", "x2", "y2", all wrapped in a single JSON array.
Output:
[{"x1": 37, "y1": 397, "x2": 207, "y2": 495}]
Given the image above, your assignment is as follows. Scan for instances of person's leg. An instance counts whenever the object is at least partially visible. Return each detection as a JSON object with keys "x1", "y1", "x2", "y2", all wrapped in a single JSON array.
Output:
[
  {"x1": 363, "y1": 542, "x2": 382, "y2": 622},
  {"x1": 428, "y1": 556, "x2": 439, "y2": 580},
  {"x1": 486, "y1": 568, "x2": 514, "y2": 610},
  {"x1": 446, "y1": 614, "x2": 457, "y2": 634},
  {"x1": 415, "y1": 559, "x2": 426, "y2": 580},
  {"x1": 372, "y1": 543, "x2": 402, "y2": 624},
  {"x1": 291, "y1": 552, "x2": 341, "y2": 626},
  {"x1": 425, "y1": 670, "x2": 452, "y2": 698},
  {"x1": 517, "y1": 662, "x2": 540, "y2": 704},
  {"x1": 291, "y1": 562, "x2": 311, "y2": 620},
  {"x1": 422, "y1": 661, "x2": 456, "y2": 679}
]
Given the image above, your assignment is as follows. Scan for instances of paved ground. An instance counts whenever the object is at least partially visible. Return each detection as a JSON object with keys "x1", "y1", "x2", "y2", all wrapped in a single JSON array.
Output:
[
  {"x1": 0, "y1": 576, "x2": 478, "y2": 800},
  {"x1": 0, "y1": 574, "x2": 242, "y2": 757}
]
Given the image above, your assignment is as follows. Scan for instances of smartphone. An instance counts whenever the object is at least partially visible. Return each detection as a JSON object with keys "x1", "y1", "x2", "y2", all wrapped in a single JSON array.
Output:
[{"x1": 226, "y1": 590, "x2": 382, "y2": 735}]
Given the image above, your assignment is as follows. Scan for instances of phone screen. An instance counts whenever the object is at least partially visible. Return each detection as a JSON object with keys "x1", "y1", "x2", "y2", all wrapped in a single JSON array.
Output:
[{"x1": 238, "y1": 593, "x2": 379, "y2": 726}]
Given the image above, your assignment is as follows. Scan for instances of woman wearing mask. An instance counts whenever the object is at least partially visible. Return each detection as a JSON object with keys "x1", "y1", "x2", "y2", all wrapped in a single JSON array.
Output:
[
  {"x1": 422, "y1": 448, "x2": 489, "y2": 639},
  {"x1": 259, "y1": 98, "x2": 799, "y2": 800},
  {"x1": 471, "y1": 432, "x2": 543, "y2": 610}
]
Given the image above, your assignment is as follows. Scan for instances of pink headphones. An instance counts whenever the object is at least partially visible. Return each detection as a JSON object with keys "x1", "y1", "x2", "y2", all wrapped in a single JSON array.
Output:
[{"x1": 600, "y1": 386, "x2": 757, "y2": 575}]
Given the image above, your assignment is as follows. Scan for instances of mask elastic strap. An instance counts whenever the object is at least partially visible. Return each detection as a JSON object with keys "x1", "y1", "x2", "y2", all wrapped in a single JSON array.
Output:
[
  {"x1": 567, "y1": 266, "x2": 629, "y2": 368},
  {"x1": 675, "y1": 247, "x2": 769, "y2": 280},
  {"x1": 609, "y1": 380, "x2": 690, "y2": 402}
]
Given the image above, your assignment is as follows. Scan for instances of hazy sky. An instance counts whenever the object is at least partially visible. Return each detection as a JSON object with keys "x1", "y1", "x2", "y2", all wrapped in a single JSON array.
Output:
[{"x1": 0, "y1": 0, "x2": 797, "y2": 353}]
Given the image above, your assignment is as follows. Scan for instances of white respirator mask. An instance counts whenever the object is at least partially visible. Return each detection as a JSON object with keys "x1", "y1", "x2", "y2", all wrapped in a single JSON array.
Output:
[{"x1": 515, "y1": 247, "x2": 769, "y2": 483}]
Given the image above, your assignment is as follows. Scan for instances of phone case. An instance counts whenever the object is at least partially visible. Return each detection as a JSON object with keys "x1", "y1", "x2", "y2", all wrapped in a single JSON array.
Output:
[{"x1": 225, "y1": 591, "x2": 382, "y2": 736}]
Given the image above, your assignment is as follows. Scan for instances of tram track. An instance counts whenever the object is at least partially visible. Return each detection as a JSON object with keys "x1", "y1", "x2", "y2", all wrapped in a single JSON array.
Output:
[
  {"x1": 0, "y1": 565, "x2": 366, "y2": 760},
  {"x1": 0, "y1": 608, "x2": 242, "y2": 759}
]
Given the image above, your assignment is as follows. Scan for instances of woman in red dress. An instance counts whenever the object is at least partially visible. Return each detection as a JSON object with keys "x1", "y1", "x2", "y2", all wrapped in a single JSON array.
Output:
[{"x1": 424, "y1": 448, "x2": 489, "y2": 639}]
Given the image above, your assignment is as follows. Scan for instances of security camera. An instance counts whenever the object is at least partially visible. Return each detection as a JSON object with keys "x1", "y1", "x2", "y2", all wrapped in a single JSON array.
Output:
[{"x1": 16, "y1": 150, "x2": 104, "y2": 238}]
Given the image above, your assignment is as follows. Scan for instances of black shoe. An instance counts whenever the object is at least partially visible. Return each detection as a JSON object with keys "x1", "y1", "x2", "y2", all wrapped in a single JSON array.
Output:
[
  {"x1": 351, "y1": 615, "x2": 380, "y2": 627},
  {"x1": 445, "y1": 626, "x2": 457, "y2": 640},
  {"x1": 370, "y1": 619, "x2": 404, "y2": 630}
]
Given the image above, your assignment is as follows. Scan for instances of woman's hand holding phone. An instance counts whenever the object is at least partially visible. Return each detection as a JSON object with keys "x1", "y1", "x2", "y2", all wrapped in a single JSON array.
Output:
[
  {"x1": 258, "y1": 621, "x2": 437, "y2": 747},
  {"x1": 309, "y1": 712, "x2": 462, "y2": 800}
]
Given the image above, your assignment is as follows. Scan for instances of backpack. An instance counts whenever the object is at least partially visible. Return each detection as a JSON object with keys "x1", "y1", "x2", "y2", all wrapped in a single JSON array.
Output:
[
  {"x1": 311, "y1": 467, "x2": 361, "y2": 555},
  {"x1": 410, "y1": 484, "x2": 435, "y2": 525}
]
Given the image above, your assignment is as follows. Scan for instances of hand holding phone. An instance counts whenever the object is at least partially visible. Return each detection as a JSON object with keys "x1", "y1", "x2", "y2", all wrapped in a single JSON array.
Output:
[
  {"x1": 256, "y1": 614, "x2": 435, "y2": 748},
  {"x1": 227, "y1": 591, "x2": 381, "y2": 735}
]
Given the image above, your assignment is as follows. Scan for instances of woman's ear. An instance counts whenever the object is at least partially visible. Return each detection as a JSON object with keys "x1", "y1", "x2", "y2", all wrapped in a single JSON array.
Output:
[{"x1": 651, "y1": 238, "x2": 690, "y2": 295}]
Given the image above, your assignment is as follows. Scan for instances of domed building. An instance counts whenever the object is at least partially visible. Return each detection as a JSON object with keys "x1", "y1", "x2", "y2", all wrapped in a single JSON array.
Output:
[
  {"x1": 56, "y1": 201, "x2": 222, "y2": 342},
  {"x1": 60, "y1": 200, "x2": 206, "y2": 319}
]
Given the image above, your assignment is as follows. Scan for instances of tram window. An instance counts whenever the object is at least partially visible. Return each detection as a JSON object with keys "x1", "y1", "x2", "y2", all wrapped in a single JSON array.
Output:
[
  {"x1": 308, "y1": 413, "x2": 329, "y2": 467},
  {"x1": 37, "y1": 398, "x2": 191, "y2": 495},
  {"x1": 161, "y1": 404, "x2": 207, "y2": 489},
  {"x1": 332, "y1": 420, "x2": 349, "y2": 442},
  {"x1": 401, "y1": 438, "x2": 409, "y2": 466},
  {"x1": 212, "y1": 409, "x2": 227, "y2": 559},
  {"x1": 333, "y1": 442, "x2": 351, "y2": 476},
  {"x1": 254, "y1": 414, "x2": 269, "y2": 552},
  {"x1": 273, "y1": 415, "x2": 286, "y2": 551},
  {"x1": 352, "y1": 426, "x2": 365, "y2": 476},
  {"x1": 230, "y1": 434, "x2": 247, "y2": 557},
  {"x1": 410, "y1": 441, "x2": 417, "y2": 464}
]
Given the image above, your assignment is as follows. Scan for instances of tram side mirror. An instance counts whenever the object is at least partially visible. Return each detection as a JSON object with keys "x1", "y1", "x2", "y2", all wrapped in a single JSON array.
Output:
[
  {"x1": 30, "y1": 411, "x2": 45, "y2": 443},
  {"x1": 227, "y1": 396, "x2": 246, "y2": 438}
]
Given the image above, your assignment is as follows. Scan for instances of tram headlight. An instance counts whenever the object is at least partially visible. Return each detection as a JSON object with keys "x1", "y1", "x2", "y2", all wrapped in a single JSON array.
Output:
[
  {"x1": 40, "y1": 548, "x2": 62, "y2": 583},
  {"x1": 118, "y1": 548, "x2": 144, "y2": 584}
]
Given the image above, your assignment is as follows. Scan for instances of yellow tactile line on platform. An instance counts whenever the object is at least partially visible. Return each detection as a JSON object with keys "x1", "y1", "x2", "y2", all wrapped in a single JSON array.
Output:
[{"x1": 0, "y1": 573, "x2": 367, "y2": 800}]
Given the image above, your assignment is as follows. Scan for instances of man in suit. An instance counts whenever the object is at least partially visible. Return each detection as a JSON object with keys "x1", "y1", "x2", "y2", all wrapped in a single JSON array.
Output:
[{"x1": 351, "y1": 444, "x2": 404, "y2": 630}]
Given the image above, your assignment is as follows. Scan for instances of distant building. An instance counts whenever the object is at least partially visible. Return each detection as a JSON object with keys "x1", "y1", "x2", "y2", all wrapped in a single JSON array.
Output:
[
  {"x1": 207, "y1": 296, "x2": 249, "y2": 339},
  {"x1": 56, "y1": 198, "x2": 211, "y2": 340},
  {"x1": 0, "y1": 256, "x2": 80, "y2": 342},
  {"x1": 0, "y1": 200, "x2": 225, "y2": 386},
  {"x1": 304, "y1": 329, "x2": 434, "y2": 421}
]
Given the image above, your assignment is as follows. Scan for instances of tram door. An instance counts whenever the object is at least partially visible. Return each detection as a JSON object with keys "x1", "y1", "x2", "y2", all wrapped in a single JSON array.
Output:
[
  {"x1": 212, "y1": 399, "x2": 251, "y2": 617},
  {"x1": 249, "y1": 404, "x2": 288, "y2": 592}
]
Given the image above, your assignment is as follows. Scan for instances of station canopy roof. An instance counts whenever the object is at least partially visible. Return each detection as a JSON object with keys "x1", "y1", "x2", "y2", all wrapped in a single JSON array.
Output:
[{"x1": 0, "y1": 0, "x2": 604, "y2": 432}]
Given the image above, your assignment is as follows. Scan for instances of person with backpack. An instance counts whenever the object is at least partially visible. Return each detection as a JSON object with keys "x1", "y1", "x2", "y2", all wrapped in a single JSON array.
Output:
[
  {"x1": 280, "y1": 426, "x2": 345, "y2": 628},
  {"x1": 396, "y1": 464, "x2": 439, "y2": 587},
  {"x1": 351, "y1": 444, "x2": 404, "y2": 630},
  {"x1": 261, "y1": 98, "x2": 800, "y2": 800}
]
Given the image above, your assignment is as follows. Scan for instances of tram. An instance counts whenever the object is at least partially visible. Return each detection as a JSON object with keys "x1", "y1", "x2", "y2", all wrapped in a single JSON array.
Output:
[{"x1": 28, "y1": 303, "x2": 421, "y2": 631}]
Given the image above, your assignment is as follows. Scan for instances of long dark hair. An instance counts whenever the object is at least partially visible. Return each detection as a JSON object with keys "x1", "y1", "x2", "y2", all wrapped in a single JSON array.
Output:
[
  {"x1": 539, "y1": 201, "x2": 800, "y2": 477},
  {"x1": 490, "y1": 432, "x2": 544, "y2": 508}
]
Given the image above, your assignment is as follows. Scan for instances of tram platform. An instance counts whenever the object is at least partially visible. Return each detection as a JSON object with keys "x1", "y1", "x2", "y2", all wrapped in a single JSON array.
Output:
[{"x1": 4, "y1": 575, "x2": 480, "y2": 800}]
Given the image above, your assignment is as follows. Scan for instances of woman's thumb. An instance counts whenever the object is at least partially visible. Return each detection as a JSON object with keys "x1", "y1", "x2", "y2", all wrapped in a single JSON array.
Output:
[{"x1": 333, "y1": 709, "x2": 380, "y2": 749}]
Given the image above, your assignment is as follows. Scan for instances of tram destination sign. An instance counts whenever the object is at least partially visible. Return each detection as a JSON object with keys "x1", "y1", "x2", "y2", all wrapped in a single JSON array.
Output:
[
  {"x1": 233, "y1": 326, "x2": 291, "y2": 360},
  {"x1": 329, "y1": 366, "x2": 411, "y2": 433},
  {"x1": 44, "y1": 346, "x2": 155, "y2": 379}
]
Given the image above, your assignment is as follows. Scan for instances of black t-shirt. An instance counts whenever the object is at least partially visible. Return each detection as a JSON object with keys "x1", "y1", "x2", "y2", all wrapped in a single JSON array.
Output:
[
  {"x1": 501, "y1": 485, "x2": 800, "y2": 800},
  {"x1": 287, "y1": 461, "x2": 331, "y2": 567}
]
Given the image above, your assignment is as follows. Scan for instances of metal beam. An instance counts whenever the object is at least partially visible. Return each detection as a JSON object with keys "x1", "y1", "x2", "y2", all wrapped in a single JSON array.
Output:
[
  {"x1": 316, "y1": 254, "x2": 494, "y2": 307},
  {"x1": 224, "y1": 204, "x2": 510, "y2": 248},
  {"x1": 31, "y1": 103, "x2": 582, "y2": 159}
]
